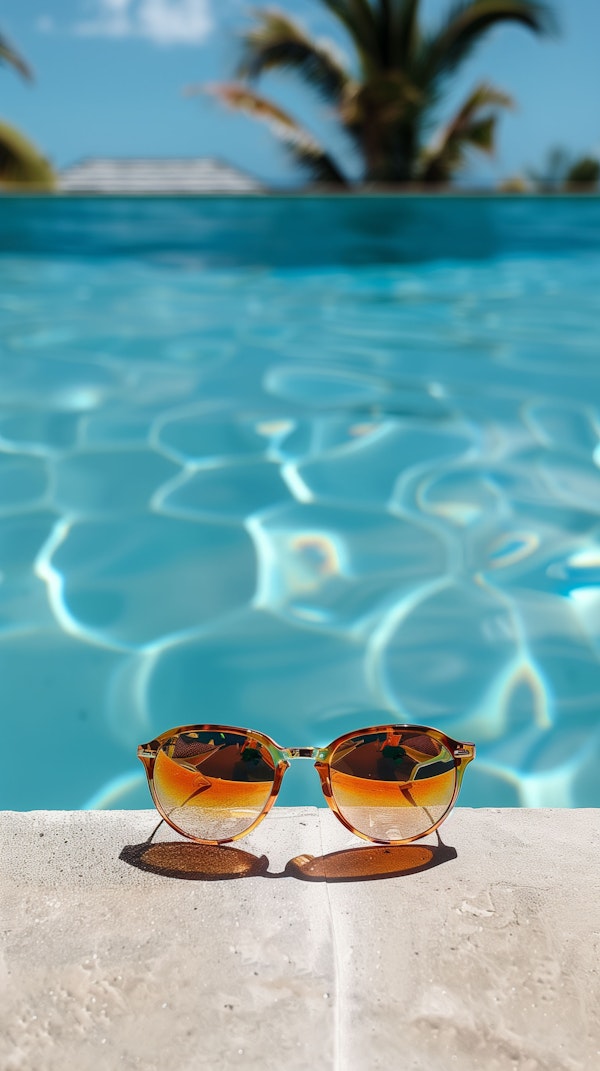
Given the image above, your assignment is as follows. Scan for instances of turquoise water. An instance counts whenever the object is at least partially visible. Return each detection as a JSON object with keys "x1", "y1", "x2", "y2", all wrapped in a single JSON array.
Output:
[{"x1": 1, "y1": 196, "x2": 599, "y2": 811}]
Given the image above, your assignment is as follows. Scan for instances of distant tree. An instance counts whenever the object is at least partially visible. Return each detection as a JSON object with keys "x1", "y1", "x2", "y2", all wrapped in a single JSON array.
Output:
[
  {"x1": 565, "y1": 156, "x2": 600, "y2": 190},
  {"x1": 191, "y1": 0, "x2": 556, "y2": 186},
  {"x1": 0, "y1": 30, "x2": 55, "y2": 188},
  {"x1": 0, "y1": 121, "x2": 55, "y2": 188},
  {"x1": 528, "y1": 145, "x2": 600, "y2": 192},
  {"x1": 527, "y1": 145, "x2": 569, "y2": 192}
]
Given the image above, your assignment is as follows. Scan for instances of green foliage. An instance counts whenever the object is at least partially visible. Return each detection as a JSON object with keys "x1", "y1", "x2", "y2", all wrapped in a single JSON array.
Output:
[
  {"x1": 420, "y1": 83, "x2": 513, "y2": 183},
  {"x1": 238, "y1": 10, "x2": 350, "y2": 100},
  {"x1": 199, "y1": 83, "x2": 348, "y2": 184},
  {"x1": 1, "y1": 28, "x2": 55, "y2": 190},
  {"x1": 528, "y1": 146, "x2": 600, "y2": 192},
  {"x1": 206, "y1": 0, "x2": 555, "y2": 185},
  {"x1": 0, "y1": 121, "x2": 55, "y2": 189},
  {"x1": 565, "y1": 156, "x2": 600, "y2": 189}
]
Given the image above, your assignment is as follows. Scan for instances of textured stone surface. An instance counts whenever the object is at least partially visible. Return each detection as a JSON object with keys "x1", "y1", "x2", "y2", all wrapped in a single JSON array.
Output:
[{"x1": 1, "y1": 809, "x2": 599, "y2": 1070}]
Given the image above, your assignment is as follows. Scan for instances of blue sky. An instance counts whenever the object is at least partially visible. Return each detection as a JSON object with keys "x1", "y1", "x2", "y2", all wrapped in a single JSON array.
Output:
[{"x1": 1, "y1": 1, "x2": 599, "y2": 185}]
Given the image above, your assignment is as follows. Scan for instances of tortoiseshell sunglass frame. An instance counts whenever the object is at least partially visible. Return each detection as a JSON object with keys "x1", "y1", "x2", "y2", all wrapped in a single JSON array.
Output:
[{"x1": 138, "y1": 722, "x2": 475, "y2": 846}]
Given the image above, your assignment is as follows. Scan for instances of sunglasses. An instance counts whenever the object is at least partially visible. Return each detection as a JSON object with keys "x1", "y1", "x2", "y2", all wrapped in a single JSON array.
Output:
[{"x1": 138, "y1": 723, "x2": 475, "y2": 846}]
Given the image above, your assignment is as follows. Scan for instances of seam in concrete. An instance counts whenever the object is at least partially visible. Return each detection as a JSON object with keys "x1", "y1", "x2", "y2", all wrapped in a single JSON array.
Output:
[{"x1": 317, "y1": 810, "x2": 342, "y2": 1071}]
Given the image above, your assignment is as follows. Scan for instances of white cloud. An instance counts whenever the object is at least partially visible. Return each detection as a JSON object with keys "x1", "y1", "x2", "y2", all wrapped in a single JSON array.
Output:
[{"x1": 74, "y1": 0, "x2": 213, "y2": 45}]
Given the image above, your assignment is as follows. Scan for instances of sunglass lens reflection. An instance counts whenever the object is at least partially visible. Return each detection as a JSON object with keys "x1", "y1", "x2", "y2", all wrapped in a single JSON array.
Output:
[
  {"x1": 329, "y1": 730, "x2": 457, "y2": 842},
  {"x1": 153, "y1": 730, "x2": 276, "y2": 842}
]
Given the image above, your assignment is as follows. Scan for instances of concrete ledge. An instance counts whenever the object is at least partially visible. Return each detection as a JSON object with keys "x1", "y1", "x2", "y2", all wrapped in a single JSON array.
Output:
[{"x1": 1, "y1": 808, "x2": 599, "y2": 1070}]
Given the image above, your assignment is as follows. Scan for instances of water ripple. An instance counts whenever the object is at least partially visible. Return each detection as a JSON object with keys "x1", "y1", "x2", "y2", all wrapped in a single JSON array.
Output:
[{"x1": 1, "y1": 234, "x2": 599, "y2": 809}]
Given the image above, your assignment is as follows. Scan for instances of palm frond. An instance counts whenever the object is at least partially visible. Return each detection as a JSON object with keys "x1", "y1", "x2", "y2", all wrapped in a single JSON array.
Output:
[
  {"x1": 421, "y1": 0, "x2": 556, "y2": 83},
  {"x1": 461, "y1": 115, "x2": 496, "y2": 151},
  {"x1": 0, "y1": 33, "x2": 33, "y2": 81},
  {"x1": 196, "y1": 82, "x2": 349, "y2": 185},
  {"x1": 238, "y1": 9, "x2": 351, "y2": 103},
  {"x1": 453, "y1": 81, "x2": 514, "y2": 123},
  {"x1": 419, "y1": 82, "x2": 513, "y2": 182},
  {"x1": 321, "y1": 0, "x2": 382, "y2": 73}
]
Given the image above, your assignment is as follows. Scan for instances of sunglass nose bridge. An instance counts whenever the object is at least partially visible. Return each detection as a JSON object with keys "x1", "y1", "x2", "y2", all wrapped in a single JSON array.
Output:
[{"x1": 283, "y1": 746, "x2": 321, "y2": 761}]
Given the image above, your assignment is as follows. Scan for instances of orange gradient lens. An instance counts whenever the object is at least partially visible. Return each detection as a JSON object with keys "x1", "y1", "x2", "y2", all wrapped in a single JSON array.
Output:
[
  {"x1": 152, "y1": 729, "x2": 276, "y2": 842},
  {"x1": 329, "y1": 729, "x2": 456, "y2": 843}
]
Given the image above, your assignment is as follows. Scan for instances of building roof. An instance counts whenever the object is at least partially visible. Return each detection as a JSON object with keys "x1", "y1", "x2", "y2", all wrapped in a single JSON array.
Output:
[{"x1": 59, "y1": 157, "x2": 263, "y2": 194}]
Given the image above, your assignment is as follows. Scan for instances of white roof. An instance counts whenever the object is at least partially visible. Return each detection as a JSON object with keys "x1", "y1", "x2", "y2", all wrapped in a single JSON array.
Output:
[{"x1": 59, "y1": 157, "x2": 262, "y2": 193}]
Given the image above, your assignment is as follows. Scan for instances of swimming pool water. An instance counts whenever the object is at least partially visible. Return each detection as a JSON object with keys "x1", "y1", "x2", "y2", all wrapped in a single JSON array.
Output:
[{"x1": 1, "y1": 196, "x2": 599, "y2": 811}]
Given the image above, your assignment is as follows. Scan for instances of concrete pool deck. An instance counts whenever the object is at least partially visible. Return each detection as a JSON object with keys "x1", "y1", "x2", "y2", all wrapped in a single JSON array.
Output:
[{"x1": 1, "y1": 809, "x2": 599, "y2": 1071}]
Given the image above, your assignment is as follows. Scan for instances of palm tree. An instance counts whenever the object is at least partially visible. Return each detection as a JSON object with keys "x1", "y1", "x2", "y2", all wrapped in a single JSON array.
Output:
[
  {"x1": 192, "y1": 0, "x2": 555, "y2": 186},
  {"x1": 0, "y1": 30, "x2": 55, "y2": 188}
]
